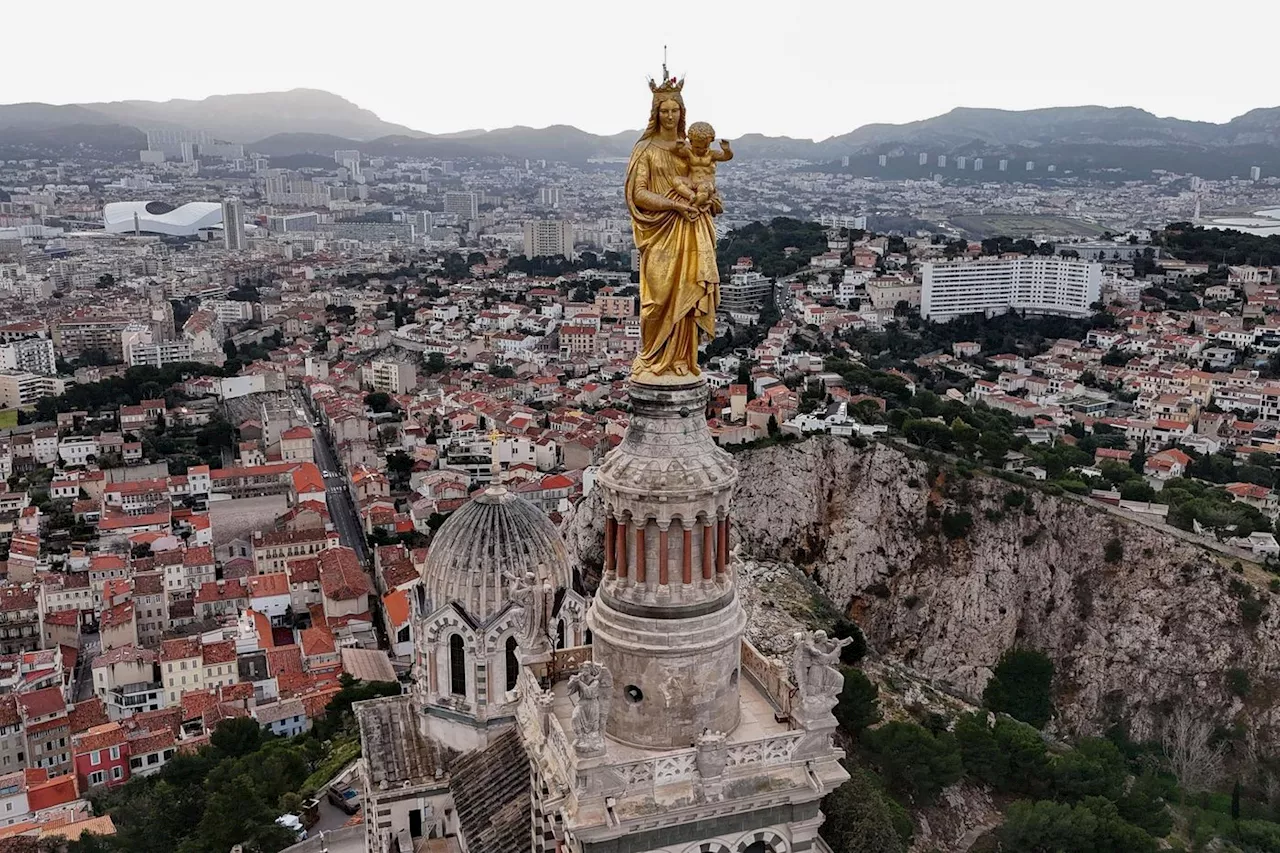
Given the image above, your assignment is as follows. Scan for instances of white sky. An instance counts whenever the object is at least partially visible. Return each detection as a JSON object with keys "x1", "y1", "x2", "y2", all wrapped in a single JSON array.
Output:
[{"x1": 6, "y1": 0, "x2": 1279, "y2": 140}]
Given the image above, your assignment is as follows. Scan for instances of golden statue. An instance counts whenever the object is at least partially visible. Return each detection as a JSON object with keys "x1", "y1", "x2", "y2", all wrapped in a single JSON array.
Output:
[{"x1": 626, "y1": 64, "x2": 730, "y2": 381}]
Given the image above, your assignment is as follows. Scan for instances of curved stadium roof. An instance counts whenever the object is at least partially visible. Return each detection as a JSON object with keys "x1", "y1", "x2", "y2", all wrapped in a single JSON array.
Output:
[{"x1": 103, "y1": 201, "x2": 223, "y2": 237}]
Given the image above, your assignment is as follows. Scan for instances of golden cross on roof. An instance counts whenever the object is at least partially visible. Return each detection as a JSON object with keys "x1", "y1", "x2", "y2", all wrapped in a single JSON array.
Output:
[{"x1": 488, "y1": 427, "x2": 502, "y2": 445}]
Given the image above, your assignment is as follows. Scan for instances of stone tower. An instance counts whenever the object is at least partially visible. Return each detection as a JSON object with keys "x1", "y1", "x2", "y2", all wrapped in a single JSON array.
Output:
[
  {"x1": 588, "y1": 378, "x2": 745, "y2": 748},
  {"x1": 513, "y1": 376, "x2": 850, "y2": 853}
]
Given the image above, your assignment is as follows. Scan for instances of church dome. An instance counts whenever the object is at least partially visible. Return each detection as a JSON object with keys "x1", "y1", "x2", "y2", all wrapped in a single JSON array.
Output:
[{"x1": 421, "y1": 484, "x2": 571, "y2": 624}]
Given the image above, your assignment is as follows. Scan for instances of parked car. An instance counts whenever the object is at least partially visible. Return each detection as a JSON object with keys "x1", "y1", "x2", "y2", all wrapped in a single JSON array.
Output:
[{"x1": 327, "y1": 784, "x2": 361, "y2": 814}]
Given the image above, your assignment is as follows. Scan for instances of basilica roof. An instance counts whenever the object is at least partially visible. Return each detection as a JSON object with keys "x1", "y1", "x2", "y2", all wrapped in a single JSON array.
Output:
[{"x1": 421, "y1": 483, "x2": 571, "y2": 624}]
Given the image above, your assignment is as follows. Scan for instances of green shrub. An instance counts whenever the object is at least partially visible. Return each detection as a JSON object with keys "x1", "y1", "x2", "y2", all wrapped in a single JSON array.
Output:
[
  {"x1": 941, "y1": 510, "x2": 973, "y2": 539},
  {"x1": 997, "y1": 798, "x2": 1158, "y2": 853},
  {"x1": 832, "y1": 617, "x2": 867, "y2": 665},
  {"x1": 1241, "y1": 597, "x2": 1266, "y2": 626},
  {"x1": 1226, "y1": 668, "x2": 1251, "y2": 698},
  {"x1": 835, "y1": 668, "x2": 882, "y2": 736},
  {"x1": 983, "y1": 649, "x2": 1055, "y2": 729},
  {"x1": 1103, "y1": 537, "x2": 1123, "y2": 564},
  {"x1": 863, "y1": 721, "x2": 963, "y2": 803},
  {"x1": 820, "y1": 764, "x2": 907, "y2": 853},
  {"x1": 1117, "y1": 770, "x2": 1175, "y2": 837},
  {"x1": 1051, "y1": 738, "x2": 1127, "y2": 802},
  {"x1": 1003, "y1": 490, "x2": 1026, "y2": 508}
]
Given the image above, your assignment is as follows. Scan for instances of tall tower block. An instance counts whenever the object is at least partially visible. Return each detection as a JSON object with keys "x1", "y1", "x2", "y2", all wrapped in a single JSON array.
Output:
[{"x1": 590, "y1": 379, "x2": 745, "y2": 748}]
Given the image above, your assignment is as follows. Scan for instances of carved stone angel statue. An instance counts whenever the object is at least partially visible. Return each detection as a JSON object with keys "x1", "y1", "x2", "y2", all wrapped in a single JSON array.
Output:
[
  {"x1": 791, "y1": 630, "x2": 852, "y2": 726},
  {"x1": 568, "y1": 660, "x2": 612, "y2": 756},
  {"x1": 506, "y1": 569, "x2": 552, "y2": 656}
]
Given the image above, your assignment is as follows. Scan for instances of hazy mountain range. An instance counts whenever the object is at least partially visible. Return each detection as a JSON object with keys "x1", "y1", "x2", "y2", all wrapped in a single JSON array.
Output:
[{"x1": 2, "y1": 88, "x2": 1280, "y2": 178}]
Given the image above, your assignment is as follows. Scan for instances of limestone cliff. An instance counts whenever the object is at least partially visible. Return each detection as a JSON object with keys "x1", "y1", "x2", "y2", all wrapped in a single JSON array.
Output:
[{"x1": 727, "y1": 437, "x2": 1280, "y2": 745}]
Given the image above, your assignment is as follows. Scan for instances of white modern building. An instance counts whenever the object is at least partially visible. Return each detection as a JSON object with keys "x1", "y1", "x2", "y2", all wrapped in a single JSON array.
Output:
[
  {"x1": 0, "y1": 338, "x2": 56, "y2": 376},
  {"x1": 720, "y1": 270, "x2": 773, "y2": 313},
  {"x1": 921, "y1": 257, "x2": 1102, "y2": 322},
  {"x1": 361, "y1": 359, "x2": 418, "y2": 396},
  {"x1": 522, "y1": 219, "x2": 574, "y2": 259},
  {"x1": 103, "y1": 201, "x2": 223, "y2": 237},
  {"x1": 443, "y1": 191, "x2": 478, "y2": 220},
  {"x1": 122, "y1": 324, "x2": 194, "y2": 367},
  {"x1": 127, "y1": 340, "x2": 194, "y2": 368},
  {"x1": 335, "y1": 149, "x2": 361, "y2": 178},
  {"x1": 0, "y1": 370, "x2": 63, "y2": 408}
]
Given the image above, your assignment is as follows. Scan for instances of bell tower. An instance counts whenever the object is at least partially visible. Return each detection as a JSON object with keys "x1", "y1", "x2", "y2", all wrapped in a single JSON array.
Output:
[{"x1": 588, "y1": 378, "x2": 745, "y2": 748}]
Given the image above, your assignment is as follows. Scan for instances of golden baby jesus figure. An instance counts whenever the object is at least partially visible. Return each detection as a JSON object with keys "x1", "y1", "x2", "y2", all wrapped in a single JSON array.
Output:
[{"x1": 671, "y1": 121, "x2": 733, "y2": 218}]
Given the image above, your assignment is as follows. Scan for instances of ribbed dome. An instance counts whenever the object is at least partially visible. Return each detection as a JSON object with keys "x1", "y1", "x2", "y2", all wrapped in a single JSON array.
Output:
[{"x1": 421, "y1": 486, "x2": 571, "y2": 624}]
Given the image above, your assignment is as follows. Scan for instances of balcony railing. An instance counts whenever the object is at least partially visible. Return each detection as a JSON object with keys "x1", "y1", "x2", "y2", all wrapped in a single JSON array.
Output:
[{"x1": 517, "y1": 641, "x2": 806, "y2": 801}]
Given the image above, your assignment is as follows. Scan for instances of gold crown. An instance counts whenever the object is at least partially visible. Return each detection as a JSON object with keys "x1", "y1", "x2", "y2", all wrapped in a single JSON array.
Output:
[{"x1": 648, "y1": 53, "x2": 684, "y2": 99}]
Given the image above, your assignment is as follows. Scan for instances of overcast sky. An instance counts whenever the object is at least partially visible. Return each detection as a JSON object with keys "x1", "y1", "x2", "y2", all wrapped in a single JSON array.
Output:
[{"x1": 8, "y1": 0, "x2": 1279, "y2": 140}]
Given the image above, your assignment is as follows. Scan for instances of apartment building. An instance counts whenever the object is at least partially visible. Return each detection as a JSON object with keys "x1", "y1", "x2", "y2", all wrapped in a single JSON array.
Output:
[
  {"x1": 523, "y1": 219, "x2": 574, "y2": 259},
  {"x1": 360, "y1": 358, "x2": 418, "y2": 395},
  {"x1": 52, "y1": 314, "x2": 128, "y2": 360},
  {"x1": 127, "y1": 339, "x2": 194, "y2": 368},
  {"x1": 721, "y1": 271, "x2": 773, "y2": 313},
  {"x1": 920, "y1": 257, "x2": 1101, "y2": 322},
  {"x1": 0, "y1": 371, "x2": 63, "y2": 408},
  {"x1": 159, "y1": 638, "x2": 201, "y2": 707},
  {"x1": 252, "y1": 527, "x2": 339, "y2": 574},
  {"x1": 443, "y1": 191, "x2": 478, "y2": 220},
  {"x1": 0, "y1": 338, "x2": 55, "y2": 376}
]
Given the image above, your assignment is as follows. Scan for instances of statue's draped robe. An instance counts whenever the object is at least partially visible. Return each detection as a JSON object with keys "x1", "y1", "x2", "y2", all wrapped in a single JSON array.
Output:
[{"x1": 625, "y1": 140, "x2": 720, "y2": 377}]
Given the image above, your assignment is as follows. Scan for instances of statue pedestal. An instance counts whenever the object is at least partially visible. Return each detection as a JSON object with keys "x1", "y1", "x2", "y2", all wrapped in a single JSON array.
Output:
[{"x1": 589, "y1": 375, "x2": 746, "y2": 750}]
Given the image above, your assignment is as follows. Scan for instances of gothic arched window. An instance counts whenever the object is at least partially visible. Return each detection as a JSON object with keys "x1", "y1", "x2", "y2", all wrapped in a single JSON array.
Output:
[
  {"x1": 505, "y1": 635, "x2": 519, "y2": 691},
  {"x1": 449, "y1": 634, "x2": 466, "y2": 696},
  {"x1": 556, "y1": 620, "x2": 566, "y2": 649}
]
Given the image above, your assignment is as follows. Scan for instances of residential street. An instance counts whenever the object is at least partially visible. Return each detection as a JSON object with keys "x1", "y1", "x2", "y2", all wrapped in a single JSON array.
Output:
[{"x1": 292, "y1": 389, "x2": 369, "y2": 565}]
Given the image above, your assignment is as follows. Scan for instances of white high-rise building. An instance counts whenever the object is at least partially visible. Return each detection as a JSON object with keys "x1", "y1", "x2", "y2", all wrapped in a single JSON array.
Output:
[
  {"x1": 539, "y1": 187, "x2": 562, "y2": 206},
  {"x1": 222, "y1": 198, "x2": 245, "y2": 251},
  {"x1": 444, "y1": 191, "x2": 479, "y2": 220},
  {"x1": 1252, "y1": 166, "x2": 1263, "y2": 182},
  {"x1": 999, "y1": 159, "x2": 1008, "y2": 171},
  {"x1": 0, "y1": 338, "x2": 56, "y2": 376},
  {"x1": 921, "y1": 257, "x2": 1102, "y2": 322},
  {"x1": 721, "y1": 270, "x2": 773, "y2": 312},
  {"x1": 145, "y1": 129, "x2": 213, "y2": 159},
  {"x1": 523, "y1": 219, "x2": 574, "y2": 259},
  {"x1": 974, "y1": 158, "x2": 984, "y2": 171},
  {"x1": 334, "y1": 149, "x2": 361, "y2": 178},
  {"x1": 919, "y1": 152, "x2": 928, "y2": 166}
]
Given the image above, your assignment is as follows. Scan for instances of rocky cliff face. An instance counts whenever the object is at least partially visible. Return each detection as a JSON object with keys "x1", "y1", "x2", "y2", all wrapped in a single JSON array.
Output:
[{"x1": 724, "y1": 437, "x2": 1280, "y2": 745}]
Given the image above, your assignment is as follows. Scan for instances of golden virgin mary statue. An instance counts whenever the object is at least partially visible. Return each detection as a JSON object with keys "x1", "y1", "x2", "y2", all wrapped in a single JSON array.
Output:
[{"x1": 625, "y1": 67, "x2": 725, "y2": 380}]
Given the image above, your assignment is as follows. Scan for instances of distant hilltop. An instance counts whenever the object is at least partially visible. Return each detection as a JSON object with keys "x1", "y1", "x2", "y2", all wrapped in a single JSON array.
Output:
[{"x1": 1, "y1": 89, "x2": 1279, "y2": 178}]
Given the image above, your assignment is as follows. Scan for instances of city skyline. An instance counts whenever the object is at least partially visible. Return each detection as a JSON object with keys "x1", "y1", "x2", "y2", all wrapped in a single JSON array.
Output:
[{"x1": 8, "y1": 0, "x2": 1280, "y2": 140}]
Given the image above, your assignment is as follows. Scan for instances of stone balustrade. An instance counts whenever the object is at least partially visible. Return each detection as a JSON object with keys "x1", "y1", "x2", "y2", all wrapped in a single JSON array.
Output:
[{"x1": 740, "y1": 638, "x2": 795, "y2": 721}]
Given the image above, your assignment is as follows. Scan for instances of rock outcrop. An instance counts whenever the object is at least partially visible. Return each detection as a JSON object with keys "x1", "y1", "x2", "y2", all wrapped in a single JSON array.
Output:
[{"x1": 728, "y1": 437, "x2": 1279, "y2": 745}]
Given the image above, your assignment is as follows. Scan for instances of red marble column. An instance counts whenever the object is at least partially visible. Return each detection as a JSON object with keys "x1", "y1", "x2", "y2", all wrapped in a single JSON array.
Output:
[
  {"x1": 682, "y1": 527, "x2": 693, "y2": 585},
  {"x1": 615, "y1": 518, "x2": 628, "y2": 581},
  {"x1": 635, "y1": 523, "x2": 647, "y2": 584},
  {"x1": 604, "y1": 516, "x2": 615, "y2": 576},
  {"x1": 702, "y1": 521, "x2": 713, "y2": 581},
  {"x1": 658, "y1": 528, "x2": 669, "y2": 585},
  {"x1": 716, "y1": 516, "x2": 729, "y2": 575}
]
